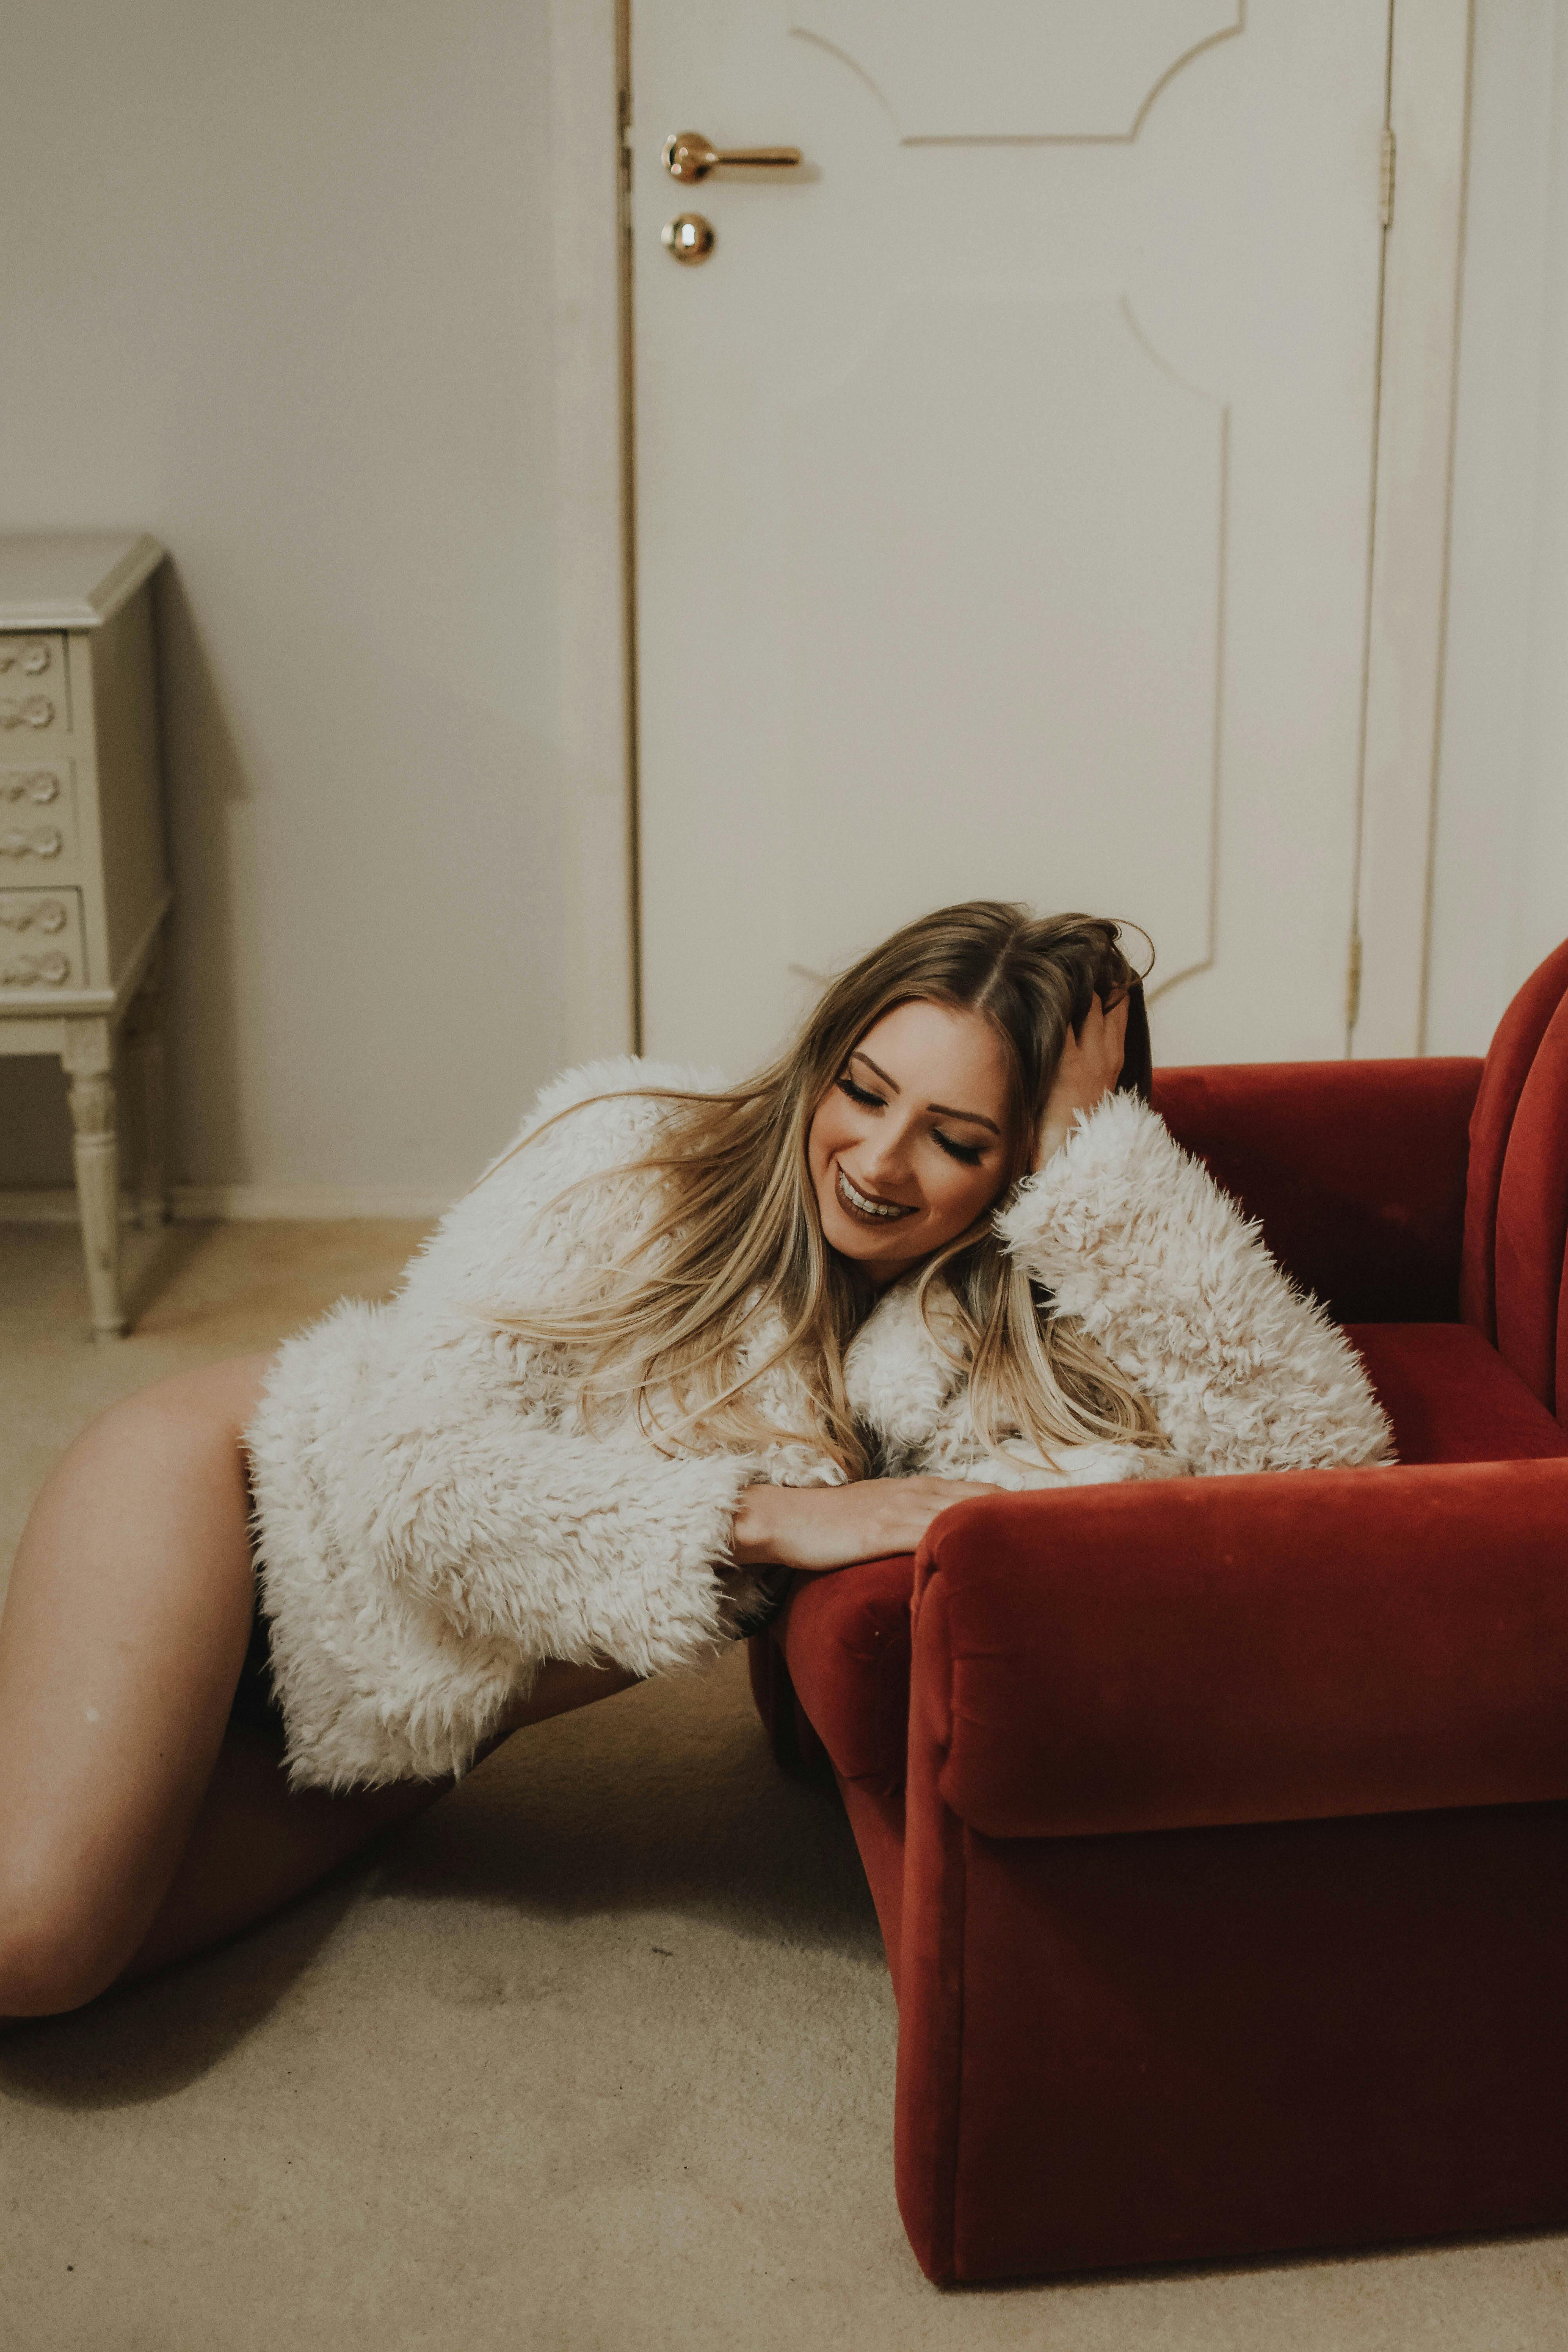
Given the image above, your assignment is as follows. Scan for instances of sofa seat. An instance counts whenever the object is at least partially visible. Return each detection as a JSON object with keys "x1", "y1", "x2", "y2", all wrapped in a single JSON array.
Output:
[{"x1": 1345, "y1": 1323, "x2": 1568, "y2": 1464}]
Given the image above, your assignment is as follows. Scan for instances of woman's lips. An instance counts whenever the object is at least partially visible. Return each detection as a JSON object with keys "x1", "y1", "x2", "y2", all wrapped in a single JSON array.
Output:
[{"x1": 836, "y1": 1163, "x2": 916, "y2": 1223}]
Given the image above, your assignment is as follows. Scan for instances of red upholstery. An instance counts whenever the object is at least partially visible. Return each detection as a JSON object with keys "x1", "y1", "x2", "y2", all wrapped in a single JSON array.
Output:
[
  {"x1": 775, "y1": 1321, "x2": 1568, "y2": 1799},
  {"x1": 753, "y1": 938, "x2": 1568, "y2": 2281},
  {"x1": 1345, "y1": 1321, "x2": 1568, "y2": 1461},
  {"x1": 894, "y1": 1782, "x2": 1568, "y2": 2279},
  {"x1": 1460, "y1": 934, "x2": 1568, "y2": 1345},
  {"x1": 914, "y1": 1464, "x2": 1568, "y2": 1841},
  {"x1": 1493, "y1": 994, "x2": 1568, "y2": 1416},
  {"x1": 1154, "y1": 1059, "x2": 1479, "y2": 1323}
]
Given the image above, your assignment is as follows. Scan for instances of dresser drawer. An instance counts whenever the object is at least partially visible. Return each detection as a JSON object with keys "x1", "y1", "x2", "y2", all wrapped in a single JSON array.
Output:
[
  {"x1": 0, "y1": 634, "x2": 70, "y2": 740},
  {"x1": 0, "y1": 758, "x2": 79, "y2": 868},
  {"x1": 0, "y1": 886, "x2": 86, "y2": 992}
]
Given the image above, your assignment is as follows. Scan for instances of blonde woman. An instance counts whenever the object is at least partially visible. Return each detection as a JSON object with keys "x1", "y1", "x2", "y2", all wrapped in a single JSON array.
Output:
[{"x1": 0, "y1": 903, "x2": 1390, "y2": 2016}]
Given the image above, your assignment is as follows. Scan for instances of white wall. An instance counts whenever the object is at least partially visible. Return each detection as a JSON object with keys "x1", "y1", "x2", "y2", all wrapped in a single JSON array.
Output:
[
  {"x1": 1428, "y1": 0, "x2": 1568, "y2": 1052},
  {"x1": 7, "y1": 0, "x2": 1563, "y2": 1199},
  {"x1": 0, "y1": 0, "x2": 627, "y2": 1206}
]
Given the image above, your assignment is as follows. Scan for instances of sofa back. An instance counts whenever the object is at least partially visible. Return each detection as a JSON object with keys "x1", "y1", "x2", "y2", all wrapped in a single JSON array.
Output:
[{"x1": 1463, "y1": 938, "x2": 1568, "y2": 1422}]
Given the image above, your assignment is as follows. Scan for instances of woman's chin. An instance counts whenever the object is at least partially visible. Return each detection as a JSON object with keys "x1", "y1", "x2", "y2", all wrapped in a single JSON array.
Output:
[{"x1": 823, "y1": 1209, "x2": 924, "y2": 1274}]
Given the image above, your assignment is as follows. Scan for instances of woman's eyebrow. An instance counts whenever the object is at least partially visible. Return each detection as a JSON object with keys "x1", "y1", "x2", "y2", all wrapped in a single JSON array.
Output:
[{"x1": 851, "y1": 1051, "x2": 1001, "y2": 1135}]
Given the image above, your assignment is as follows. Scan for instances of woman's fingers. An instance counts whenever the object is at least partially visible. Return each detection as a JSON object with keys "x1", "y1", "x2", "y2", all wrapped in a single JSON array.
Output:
[{"x1": 753, "y1": 1475, "x2": 1005, "y2": 1571}]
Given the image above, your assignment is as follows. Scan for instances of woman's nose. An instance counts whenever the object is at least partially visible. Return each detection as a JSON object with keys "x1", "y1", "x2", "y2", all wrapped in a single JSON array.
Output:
[{"x1": 857, "y1": 1122, "x2": 915, "y2": 1191}]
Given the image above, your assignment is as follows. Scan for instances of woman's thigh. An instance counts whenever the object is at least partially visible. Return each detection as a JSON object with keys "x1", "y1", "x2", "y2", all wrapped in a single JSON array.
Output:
[
  {"x1": 121, "y1": 1655, "x2": 642, "y2": 1986},
  {"x1": 0, "y1": 1352, "x2": 274, "y2": 2009},
  {"x1": 0, "y1": 1354, "x2": 648, "y2": 2013}
]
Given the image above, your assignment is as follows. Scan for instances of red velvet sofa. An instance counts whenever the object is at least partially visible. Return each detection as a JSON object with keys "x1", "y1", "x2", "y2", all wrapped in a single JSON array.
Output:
[{"x1": 751, "y1": 938, "x2": 1568, "y2": 2283}]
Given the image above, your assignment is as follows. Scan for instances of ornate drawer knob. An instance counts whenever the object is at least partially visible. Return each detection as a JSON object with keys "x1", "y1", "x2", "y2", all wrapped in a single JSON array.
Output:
[
  {"x1": 21, "y1": 641, "x2": 51, "y2": 675},
  {"x1": 0, "y1": 697, "x2": 55, "y2": 730},
  {"x1": 0, "y1": 827, "x2": 61, "y2": 858},
  {"x1": 29, "y1": 771, "x2": 60, "y2": 803},
  {"x1": 4, "y1": 952, "x2": 71, "y2": 985},
  {"x1": 0, "y1": 898, "x2": 66, "y2": 931}
]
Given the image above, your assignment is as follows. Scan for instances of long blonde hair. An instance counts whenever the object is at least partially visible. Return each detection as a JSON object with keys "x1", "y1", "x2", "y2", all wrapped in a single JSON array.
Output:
[{"x1": 498, "y1": 901, "x2": 1164, "y2": 1475}]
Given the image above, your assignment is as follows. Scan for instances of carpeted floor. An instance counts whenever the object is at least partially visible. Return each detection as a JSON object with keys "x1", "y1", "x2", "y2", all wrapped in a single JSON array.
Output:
[{"x1": 2, "y1": 1218, "x2": 1564, "y2": 2352}]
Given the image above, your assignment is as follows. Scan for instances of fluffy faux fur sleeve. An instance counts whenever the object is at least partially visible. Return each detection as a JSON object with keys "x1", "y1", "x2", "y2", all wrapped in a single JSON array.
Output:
[
  {"x1": 994, "y1": 1092, "x2": 1394, "y2": 1474},
  {"x1": 244, "y1": 1057, "x2": 766, "y2": 1792}
]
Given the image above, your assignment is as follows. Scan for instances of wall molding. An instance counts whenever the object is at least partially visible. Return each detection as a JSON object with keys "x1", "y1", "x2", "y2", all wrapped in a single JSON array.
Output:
[{"x1": 1, "y1": 1184, "x2": 450, "y2": 1226}]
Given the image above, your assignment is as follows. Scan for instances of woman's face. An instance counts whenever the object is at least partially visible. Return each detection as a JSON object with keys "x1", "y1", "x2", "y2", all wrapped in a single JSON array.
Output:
[{"x1": 807, "y1": 999, "x2": 1014, "y2": 1285}]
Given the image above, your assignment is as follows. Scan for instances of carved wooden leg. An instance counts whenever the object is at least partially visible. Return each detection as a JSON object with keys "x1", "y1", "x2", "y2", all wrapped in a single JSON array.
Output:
[
  {"x1": 126, "y1": 945, "x2": 169, "y2": 1230},
  {"x1": 62, "y1": 1016, "x2": 125, "y2": 1339}
]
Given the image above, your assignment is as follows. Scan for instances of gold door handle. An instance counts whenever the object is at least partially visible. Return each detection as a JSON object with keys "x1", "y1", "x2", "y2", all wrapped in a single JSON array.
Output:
[{"x1": 662, "y1": 129, "x2": 802, "y2": 183}]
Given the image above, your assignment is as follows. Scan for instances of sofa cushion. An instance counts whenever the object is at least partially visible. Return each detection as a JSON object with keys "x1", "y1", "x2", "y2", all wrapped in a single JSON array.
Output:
[
  {"x1": 1154, "y1": 1061, "x2": 1479, "y2": 1324},
  {"x1": 1346, "y1": 1323, "x2": 1568, "y2": 1463}
]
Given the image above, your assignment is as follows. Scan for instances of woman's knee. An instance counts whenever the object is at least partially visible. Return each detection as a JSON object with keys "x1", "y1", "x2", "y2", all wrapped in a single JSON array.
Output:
[{"x1": 0, "y1": 1853, "x2": 120, "y2": 2017}]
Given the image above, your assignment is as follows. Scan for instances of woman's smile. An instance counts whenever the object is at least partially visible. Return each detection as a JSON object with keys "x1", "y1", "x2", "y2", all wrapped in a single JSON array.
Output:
[
  {"x1": 835, "y1": 1165, "x2": 917, "y2": 1223},
  {"x1": 808, "y1": 998, "x2": 1014, "y2": 1281}
]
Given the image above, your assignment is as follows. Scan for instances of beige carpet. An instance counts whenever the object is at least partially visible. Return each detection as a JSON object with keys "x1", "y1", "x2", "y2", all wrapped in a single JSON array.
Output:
[{"x1": 2, "y1": 1220, "x2": 1564, "y2": 2352}]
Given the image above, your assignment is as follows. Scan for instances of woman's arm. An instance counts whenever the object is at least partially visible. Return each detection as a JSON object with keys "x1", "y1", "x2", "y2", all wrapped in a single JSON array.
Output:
[
  {"x1": 247, "y1": 1305, "x2": 767, "y2": 1681},
  {"x1": 730, "y1": 1476, "x2": 1001, "y2": 1571},
  {"x1": 1000, "y1": 1016, "x2": 1394, "y2": 1475}
]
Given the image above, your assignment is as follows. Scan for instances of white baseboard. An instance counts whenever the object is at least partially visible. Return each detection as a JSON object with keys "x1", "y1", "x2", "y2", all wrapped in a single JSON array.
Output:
[{"x1": 2, "y1": 1183, "x2": 452, "y2": 1226}]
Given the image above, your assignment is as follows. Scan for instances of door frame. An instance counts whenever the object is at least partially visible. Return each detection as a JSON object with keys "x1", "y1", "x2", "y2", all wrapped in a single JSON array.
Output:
[
  {"x1": 1352, "y1": 0, "x2": 1473, "y2": 1054},
  {"x1": 563, "y1": 0, "x2": 1474, "y2": 1060}
]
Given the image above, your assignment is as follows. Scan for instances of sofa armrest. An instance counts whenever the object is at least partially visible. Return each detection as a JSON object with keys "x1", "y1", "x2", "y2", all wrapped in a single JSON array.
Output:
[
  {"x1": 1151, "y1": 1058, "x2": 1481, "y2": 1322},
  {"x1": 912, "y1": 1462, "x2": 1568, "y2": 1839}
]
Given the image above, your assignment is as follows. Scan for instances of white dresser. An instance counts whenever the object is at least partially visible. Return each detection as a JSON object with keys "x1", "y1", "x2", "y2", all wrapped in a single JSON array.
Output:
[{"x1": 0, "y1": 532, "x2": 171, "y2": 1336}]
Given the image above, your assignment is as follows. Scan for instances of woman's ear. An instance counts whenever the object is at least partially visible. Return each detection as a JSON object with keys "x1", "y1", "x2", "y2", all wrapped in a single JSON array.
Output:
[{"x1": 1117, "y1": 980, "x2": 1153, "y2": 1100}]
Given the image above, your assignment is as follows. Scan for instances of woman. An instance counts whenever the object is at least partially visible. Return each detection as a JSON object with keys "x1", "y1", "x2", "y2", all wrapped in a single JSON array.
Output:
[{"x1": 0, "y1": 904, "x2": 1390, "y2": 2016}]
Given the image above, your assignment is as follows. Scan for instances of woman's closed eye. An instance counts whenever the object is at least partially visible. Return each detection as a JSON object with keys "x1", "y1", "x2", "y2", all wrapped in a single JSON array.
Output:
[{"x1": 834, "y1": 1073, "x2": 985, "y2": 1166}]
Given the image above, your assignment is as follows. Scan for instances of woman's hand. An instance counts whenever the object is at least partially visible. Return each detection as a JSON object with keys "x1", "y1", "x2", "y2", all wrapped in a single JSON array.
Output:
[
  {"x1": 730, "y1": 1476, "x2": 1002, "y2": 1573},
  {"x1": 1034, "y1": 992, "x2": 1129, "y2": 1169}
]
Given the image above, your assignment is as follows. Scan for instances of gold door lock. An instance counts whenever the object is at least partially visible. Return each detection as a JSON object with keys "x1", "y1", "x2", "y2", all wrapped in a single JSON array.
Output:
[{"x1": 662, "y1": 213, "x2": 715, "y2": 265}]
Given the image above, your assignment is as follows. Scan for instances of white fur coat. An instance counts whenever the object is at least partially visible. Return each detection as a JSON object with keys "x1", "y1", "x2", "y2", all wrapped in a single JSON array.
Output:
[{"x1": 244, "y1": 1058, "x2": 1393, "y2": 1790}]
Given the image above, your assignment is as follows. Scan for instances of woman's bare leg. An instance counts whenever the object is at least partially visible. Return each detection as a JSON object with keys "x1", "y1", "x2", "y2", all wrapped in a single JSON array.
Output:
[
  {"x1": 120, "y1": 1656, "x2": 640, "y2": 1985},
  {"x1": 0, "y1": 1355, "x2": 639, "y2": 2016},
  {"x1": 0, "y1": 1355, "x2": 272, "y2": 2013}
]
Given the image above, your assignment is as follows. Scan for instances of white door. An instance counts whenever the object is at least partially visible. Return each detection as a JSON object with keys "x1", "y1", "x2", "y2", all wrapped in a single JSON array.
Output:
[{"x1": 631, "y1": 2, "x2": 1392, "y2": 1074}]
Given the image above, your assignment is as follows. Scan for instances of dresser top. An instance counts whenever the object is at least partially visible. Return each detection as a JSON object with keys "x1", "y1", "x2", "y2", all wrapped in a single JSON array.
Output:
[{"x1": 0, "y1": 532, "x2": 164, "y2": 630}]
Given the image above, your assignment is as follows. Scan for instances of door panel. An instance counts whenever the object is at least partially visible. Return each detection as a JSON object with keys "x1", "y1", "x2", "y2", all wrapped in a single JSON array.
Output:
[
  {"x1": 792, "y1": 0, "x2": 1242, "y2": 140},
  {"x1": 633, "y1": 1, "x2": 1390, "y2": 1074},
  {"x1": 782, "y1": 295, "x2": 1224, "y2": 996}
]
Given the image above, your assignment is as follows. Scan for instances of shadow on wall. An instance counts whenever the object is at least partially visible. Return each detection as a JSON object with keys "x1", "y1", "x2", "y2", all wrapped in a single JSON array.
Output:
[
  {"x1": 0, "y1": 561, "x2": 250, "y2": 1198},
  {"x1": 153, "y1": 558, "x2": 250, "y2": 1193}
]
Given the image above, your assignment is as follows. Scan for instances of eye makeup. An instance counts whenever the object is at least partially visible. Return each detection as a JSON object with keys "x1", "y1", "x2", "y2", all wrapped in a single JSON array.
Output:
[{"x1": 833, "y1": 1072, "x2": 987, "y2": 1166}]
